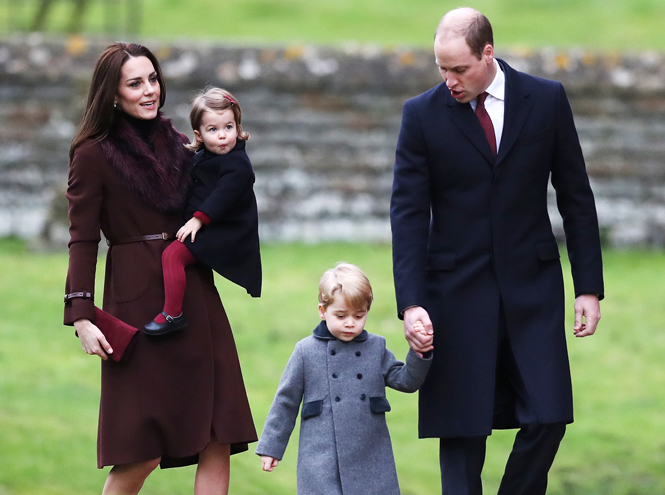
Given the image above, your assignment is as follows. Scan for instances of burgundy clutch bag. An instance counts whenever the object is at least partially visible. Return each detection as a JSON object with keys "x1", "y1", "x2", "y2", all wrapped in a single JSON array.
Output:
[{"x1": 76, "y1": 308, "x2": 139, "y2": 362}]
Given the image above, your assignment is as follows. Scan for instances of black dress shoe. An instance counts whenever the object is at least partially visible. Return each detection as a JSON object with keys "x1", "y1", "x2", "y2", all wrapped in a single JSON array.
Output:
[{"x1": 144, "y1": 312, "x2": 187, "y2": 336}]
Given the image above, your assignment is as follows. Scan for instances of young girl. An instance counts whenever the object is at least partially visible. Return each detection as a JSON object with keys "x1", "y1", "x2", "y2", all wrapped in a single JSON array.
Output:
[
  {"x1": 145, "y1": 87, "x2": 261, "y2": 335},
  {"x1": 256, "y1": 263, "x2": 432, "y2": 494}
]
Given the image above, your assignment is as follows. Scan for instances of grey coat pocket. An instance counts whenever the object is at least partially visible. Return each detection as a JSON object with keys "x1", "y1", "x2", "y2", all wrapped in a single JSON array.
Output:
[
  {"x1": 369, "y1": 397, "x2": 391, "y2": 414},
  {"x1": 301, "y1": 400, "x2": 323, "y2": 419}
]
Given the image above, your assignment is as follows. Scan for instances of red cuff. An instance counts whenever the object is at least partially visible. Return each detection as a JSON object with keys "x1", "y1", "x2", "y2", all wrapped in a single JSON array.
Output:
[{"x1": 193, "y1": 211, "x2": 212, "y2": 225}]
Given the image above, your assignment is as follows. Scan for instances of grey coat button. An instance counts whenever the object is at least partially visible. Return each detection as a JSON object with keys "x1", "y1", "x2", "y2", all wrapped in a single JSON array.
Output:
[{"x1": 335, "y1": 396, "x2": 341, "y2": 402}]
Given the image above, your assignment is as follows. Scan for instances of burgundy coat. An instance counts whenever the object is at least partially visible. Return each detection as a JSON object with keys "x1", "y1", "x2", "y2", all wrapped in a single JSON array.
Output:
[{"x1": 64, "y1": 114, "x2": 257, "y2": 468}]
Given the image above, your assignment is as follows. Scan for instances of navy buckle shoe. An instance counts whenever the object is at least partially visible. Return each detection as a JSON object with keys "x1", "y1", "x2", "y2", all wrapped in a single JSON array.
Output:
[{"x1": 144, "y1": 312, "x2": 187, "y2": 336}]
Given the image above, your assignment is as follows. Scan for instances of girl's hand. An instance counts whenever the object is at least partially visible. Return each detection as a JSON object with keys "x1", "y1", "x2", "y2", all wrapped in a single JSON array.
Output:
[
  {"x1": 260, "y1": 455, "x2": 279, "y2": 472},
  {"x1": 176, "y1": 217, "x2": 204, "y2": 242},
  {"x1": 74, "y1": 318, "x2": 112, "y2": 360}
]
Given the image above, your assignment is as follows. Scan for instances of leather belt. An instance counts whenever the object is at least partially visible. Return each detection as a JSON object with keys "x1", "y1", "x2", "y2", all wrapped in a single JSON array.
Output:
[
  {"x1": 64, "y1": 291, "x2": 92, "y2": 302},
  {"x1": 106, "y1": 232, "x2": 175, "y2": 247}
]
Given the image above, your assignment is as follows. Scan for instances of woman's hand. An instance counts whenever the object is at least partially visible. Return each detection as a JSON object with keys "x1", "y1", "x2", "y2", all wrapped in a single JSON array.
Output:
[
  {"x1": 74, "y1": 318, "x2": 112, "y2": 360},
  {"x1": 176, "y1": 217, "x2": 204, "y2": 242}
]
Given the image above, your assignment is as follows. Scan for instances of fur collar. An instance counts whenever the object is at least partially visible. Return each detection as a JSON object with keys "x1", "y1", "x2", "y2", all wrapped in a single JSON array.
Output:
[{"x1": 100, "y1": 112, "x2": 192, "y2": 213}]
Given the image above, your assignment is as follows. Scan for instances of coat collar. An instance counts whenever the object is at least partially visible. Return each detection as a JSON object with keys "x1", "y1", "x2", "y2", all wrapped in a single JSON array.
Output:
[
  {"x1": 192, "y1": 139, "x2": 246, "y2": 167},
  {"x1": 495, "y1": 58, "x2": 531, "y2": 166},
  {"x1": 312, "y1": 320, "x2": 368, "y2": 342},
  {"x1": 444, "y1": 58, "x2": 531, "y2": 167},
  {"x1": 100, "y1": 112, "x2": 193, "y2": 212}
]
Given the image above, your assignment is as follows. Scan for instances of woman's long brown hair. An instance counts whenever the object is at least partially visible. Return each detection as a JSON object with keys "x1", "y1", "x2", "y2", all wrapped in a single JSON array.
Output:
[{"x1": 69, "y1": 42, "x2": 166, "y2": 160}]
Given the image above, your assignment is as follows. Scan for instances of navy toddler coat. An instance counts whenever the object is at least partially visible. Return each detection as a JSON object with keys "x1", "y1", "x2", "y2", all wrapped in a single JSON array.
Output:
[
  {"x1": 256, "y1": 322, "x2": 432, "y2": 495},
  {"x1": 184, "y1": 139, "x2": 261, "y2": 297}
]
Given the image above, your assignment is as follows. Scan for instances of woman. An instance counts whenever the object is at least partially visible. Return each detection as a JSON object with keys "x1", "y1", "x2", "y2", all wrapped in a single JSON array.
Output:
[{"x1": 63, "y1": 42, "x2": 257, "y2": 494}]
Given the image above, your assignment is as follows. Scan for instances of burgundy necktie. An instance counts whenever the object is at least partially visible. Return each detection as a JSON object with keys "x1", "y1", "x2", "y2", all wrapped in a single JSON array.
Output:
[{"x1": 475, "y1": 92, "x2": 497, "y2": 156}]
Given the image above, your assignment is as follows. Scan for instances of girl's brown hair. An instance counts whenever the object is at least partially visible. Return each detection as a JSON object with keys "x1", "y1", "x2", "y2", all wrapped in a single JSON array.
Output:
[
  {"x1": 186, "y1": 87, "x2": 249, "y2": 153},
  {"x1": 69, "y1": 42, "x2": 166, "y2": 160}
]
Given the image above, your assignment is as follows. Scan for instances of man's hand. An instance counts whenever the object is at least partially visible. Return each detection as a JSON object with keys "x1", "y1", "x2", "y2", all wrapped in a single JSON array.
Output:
[
  {"x1": 403, "y1": 306, "x2": 434, "y2": 356},
  {"x1": 573, "y1": 294, "x2": 601, "y2": 337},
  {"x1": 260, "y1": 455, "x2": 279, "y2": 472},
  {"x1": 176, "y1": 217, "x2": 204, "y2": 242}
]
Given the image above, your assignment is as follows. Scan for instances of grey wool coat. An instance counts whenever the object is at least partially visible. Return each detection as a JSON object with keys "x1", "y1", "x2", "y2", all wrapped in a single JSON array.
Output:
[{"x1": 256, "y1": 321, "x2": 432, "y2": 495}]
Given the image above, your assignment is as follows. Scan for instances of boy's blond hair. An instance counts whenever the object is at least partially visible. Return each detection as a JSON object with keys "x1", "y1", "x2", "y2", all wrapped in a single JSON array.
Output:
[{"x1": 318, "y1": 263, "x2": 373, "y2": 312}]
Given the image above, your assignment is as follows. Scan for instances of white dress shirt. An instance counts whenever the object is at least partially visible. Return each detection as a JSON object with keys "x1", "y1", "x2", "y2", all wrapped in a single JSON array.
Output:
[{"x1": 469, "y1": 59, "x2": 505, "y2": 153}]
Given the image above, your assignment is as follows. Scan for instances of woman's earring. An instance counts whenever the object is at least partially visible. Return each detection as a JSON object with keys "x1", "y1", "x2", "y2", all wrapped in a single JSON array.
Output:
[{"x1": 113, "y1": 102, "x2": 117, "y2": 108}]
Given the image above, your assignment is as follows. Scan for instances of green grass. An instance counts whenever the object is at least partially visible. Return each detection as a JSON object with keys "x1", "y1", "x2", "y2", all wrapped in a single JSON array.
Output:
[
  {"x1": 2, "y1": 0, "x2": 665, "y2": 50},
  {"x1": 1, "y1": 238, "x2": 665, "y2": 494}
]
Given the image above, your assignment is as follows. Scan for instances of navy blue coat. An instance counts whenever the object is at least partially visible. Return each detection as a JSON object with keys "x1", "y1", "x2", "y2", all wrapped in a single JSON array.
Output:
[
  {"x1": 390, "y1": 59, "x2": 604, "y2": 438},
  {"x1": 184, "y1": 140, "x2": 261, "y2": 297}
]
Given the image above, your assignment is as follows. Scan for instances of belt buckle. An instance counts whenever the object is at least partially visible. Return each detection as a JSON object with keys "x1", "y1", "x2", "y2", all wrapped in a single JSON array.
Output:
[{"x1": 161, "y1": 232, "x2": 168, "y2": 240}]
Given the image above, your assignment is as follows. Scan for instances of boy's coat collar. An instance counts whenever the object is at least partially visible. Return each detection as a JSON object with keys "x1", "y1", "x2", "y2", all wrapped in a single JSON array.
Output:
[{"x1": 312, "y1": 320, "x2": 368, "y2": 342}]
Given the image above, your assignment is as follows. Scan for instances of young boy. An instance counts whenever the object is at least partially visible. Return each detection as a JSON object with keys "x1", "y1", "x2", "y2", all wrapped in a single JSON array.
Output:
[{"x1": 256, "y1": 263, "x2": 433, "y2": 495}]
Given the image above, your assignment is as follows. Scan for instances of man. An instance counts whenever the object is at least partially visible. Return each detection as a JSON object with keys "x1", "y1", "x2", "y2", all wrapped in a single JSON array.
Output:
[{"x1": 390, "y1": 8, "x2": 603, "y2": 495}]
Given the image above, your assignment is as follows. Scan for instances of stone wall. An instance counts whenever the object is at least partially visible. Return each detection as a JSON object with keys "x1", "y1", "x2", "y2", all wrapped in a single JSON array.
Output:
[{"x1": 1, "y1": 34, "x2": 665, "y2": 247}]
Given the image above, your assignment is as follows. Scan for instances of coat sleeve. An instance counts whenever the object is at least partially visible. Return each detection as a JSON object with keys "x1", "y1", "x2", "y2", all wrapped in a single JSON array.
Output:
[
  {"x1": 390, "y1": 99, "x2": 433, "y2": 317},
  {"x1": 382, "y1": 338, "x2": 432, "y2": 393},
  {"x1": 255, "y1": 342, "x2": 305, "y2": 460},
  {"x1": 63, "y1": 145, "x2": 103, "y2": 325},
  {"x1": 197, "y1": 152, "x2": 255, "y2": 223},
  {"x1": 550, "y1": 83, "x2": 604, "y2": 300}
]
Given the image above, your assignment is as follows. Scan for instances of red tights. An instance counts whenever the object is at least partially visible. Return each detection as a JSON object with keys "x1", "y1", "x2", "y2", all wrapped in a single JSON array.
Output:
[{"x1": 154, "y1": 240, "x2": 197, "y2": 324}]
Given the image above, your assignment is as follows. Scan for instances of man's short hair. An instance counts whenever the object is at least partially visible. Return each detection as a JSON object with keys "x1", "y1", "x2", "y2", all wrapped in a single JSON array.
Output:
[
  {"x1": 319, "y1": 263, "x2": 373, "y2": 312},
  {"x1": 436, "y1": 10, "x2": 494, "y2": 60}
]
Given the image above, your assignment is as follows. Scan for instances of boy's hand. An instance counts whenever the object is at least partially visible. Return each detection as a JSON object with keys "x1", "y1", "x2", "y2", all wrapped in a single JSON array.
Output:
[
  {"x1": 412, "y1": 320, "x2": 433, "y2": 355},
  {"x1": 176, "y1": 217, "x2": 203, "y2": 242},
  {"x1": 260, "y1": 455, "x2": 279, "y2": 472}
]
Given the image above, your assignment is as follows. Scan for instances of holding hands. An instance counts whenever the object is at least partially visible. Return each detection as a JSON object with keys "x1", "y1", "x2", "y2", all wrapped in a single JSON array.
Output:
[
  {"x1": 403, "y1": 306, "x2": 434, "y2": 356},
  {"x1": 176, "y1": 216, "x2": 204, "y2": 242}
]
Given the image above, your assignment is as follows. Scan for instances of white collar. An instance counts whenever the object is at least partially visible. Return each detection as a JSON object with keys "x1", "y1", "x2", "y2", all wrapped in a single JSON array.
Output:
[{"x1": 485, "y1": 59, "x2": 505, "y2": 101}]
